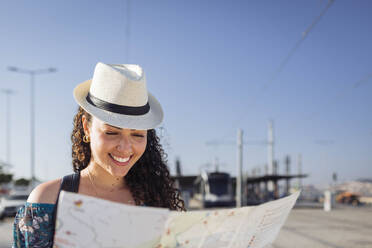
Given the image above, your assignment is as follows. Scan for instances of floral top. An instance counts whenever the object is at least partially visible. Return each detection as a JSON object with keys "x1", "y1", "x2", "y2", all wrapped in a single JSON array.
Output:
[
  {"x1": 13, "y1": 203, "x2": 56, "y2": 248},
  {"x1": 13, "y1": 201, "x2": 146, "y2": 247}
]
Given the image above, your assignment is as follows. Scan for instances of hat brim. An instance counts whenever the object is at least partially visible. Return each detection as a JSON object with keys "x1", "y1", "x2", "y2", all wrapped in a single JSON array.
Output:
[{"x1": 73, "y1": 80, "x2": 163, "y2": 130}]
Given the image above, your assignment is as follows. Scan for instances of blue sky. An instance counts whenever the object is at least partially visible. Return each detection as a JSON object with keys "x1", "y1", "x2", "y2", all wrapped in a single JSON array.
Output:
[{"x1": 0, "y1": 0, "x2": 371, "y2": 187}]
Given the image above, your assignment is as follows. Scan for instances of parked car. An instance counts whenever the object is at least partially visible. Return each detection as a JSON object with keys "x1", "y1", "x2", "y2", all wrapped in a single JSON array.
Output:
[{"x1": 0, "y1": 194, "x2": 28, "y2": 219}]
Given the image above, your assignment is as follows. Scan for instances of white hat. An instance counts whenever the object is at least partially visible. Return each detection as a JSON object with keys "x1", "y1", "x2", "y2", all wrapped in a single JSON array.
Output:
[{"x1": 73, "y1": 62, "x2": 163, "y2": 130}]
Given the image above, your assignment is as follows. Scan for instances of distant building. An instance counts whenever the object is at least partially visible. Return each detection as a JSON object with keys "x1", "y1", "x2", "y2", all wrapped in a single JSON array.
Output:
[
  {"x1": 172, "y1": 171, "x2": 307, "y2": 208},
  {"x1": 332, "y1": 181, "x2": 372, "y2": 197}
]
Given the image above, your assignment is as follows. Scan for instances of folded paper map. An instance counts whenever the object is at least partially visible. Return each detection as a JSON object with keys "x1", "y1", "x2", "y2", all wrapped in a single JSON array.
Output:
[{"x1": 54, "y1": 191, "x2": 300, "y2": 248}]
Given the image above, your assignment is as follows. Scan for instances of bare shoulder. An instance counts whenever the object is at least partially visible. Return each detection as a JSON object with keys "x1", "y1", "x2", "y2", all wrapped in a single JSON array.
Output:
[{"x1": 27, "y1": 178, "x2": 62, "y2": 204}]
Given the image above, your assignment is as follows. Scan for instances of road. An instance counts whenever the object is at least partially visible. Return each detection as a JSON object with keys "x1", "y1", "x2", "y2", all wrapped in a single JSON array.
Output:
[
  {"x1": 0, "y1": 218, "x2": 13, "y2": 248},
  {"x1": 272, "y1": 205, "x2": 372, "y2": 248}
]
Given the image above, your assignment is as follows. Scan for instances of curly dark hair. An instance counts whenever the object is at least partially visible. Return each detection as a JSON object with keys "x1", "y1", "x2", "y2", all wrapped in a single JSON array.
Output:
[{"x1": 71, "y1": 107, "x2": 185, "y2": 211}]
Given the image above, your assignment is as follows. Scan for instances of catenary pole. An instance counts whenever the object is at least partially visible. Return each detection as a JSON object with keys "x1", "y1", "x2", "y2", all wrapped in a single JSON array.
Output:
[
  {"x1": 267, "y1": 121, "x2": 274, "y2": 196},
  {"x1": 297, "y1": 154, "x2": 302, "y2": 190},
  {"x1": 236, "y1": 128, "x2": 243, "y2": 207}
]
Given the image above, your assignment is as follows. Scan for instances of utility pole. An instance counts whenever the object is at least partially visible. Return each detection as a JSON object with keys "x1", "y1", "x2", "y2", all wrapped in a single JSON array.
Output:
[
  {"x1": 236, "y1": 128, "x2": 243, "y2": 207},
  {"x1": 285, "y1": 155, "x2": 291, "y2": 195},
  {"x1": 175, "y1": 157, "x2": 181, "y2": 176},
  {"x1": 297, "y1": 154, "x2": 302, "y2": 190},
  {"x1": 273, "y1": 160, "x2": 278, "y2": 174},
  {"x1": 273, "y1": 160, "x2": 279, "y2": 198},
  {"x1": 1, "y1": 89, "x2": 15, "y2": 165},
  {"x1": 214, "y1": 157, "x2": 219, "y2": 172},
  {"x1": 267, "y1": 120, "x2": 274, "y2": 196}
]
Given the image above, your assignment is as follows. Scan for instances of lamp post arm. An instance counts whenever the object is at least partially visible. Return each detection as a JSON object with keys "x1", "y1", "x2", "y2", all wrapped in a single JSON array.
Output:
[{"x1": 8, "y1": 67, "x2": 57, "y2": 75}]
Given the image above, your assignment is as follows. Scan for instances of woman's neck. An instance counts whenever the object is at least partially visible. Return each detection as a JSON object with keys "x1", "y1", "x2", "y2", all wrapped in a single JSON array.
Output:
[{"x1": 83, "y1": 162, "x2": 127, "y2": 193}]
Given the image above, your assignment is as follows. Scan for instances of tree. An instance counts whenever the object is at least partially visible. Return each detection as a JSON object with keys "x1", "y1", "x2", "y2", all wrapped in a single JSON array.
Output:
[
  {"x1": 0, "y1": 164, "x2": 13, "y2": 184},
  {"x1": 14, "y1": 178, "x2": 31, "y2": 186},
  {"x1": 0, "y1": 173, "x2": 13, "y2": 184}
]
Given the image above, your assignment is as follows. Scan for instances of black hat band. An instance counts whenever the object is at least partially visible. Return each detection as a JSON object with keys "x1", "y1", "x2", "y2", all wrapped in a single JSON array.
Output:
[{"x1": 86, "y1": 92, "x2": 150, "y2": 116}]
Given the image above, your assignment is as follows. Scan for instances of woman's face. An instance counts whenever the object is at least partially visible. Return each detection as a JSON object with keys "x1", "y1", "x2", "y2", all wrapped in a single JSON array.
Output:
[{"x1": 83, "y1": 116, "x2": 147, "y2": 177}]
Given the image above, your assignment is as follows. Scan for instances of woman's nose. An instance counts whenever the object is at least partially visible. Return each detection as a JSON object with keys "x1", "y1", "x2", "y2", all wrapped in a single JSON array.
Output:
[{"x1": 116, "y1": 137, "x2": 133, "y2": 154}]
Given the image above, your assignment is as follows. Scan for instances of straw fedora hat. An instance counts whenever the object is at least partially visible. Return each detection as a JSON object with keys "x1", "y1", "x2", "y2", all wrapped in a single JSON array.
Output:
[{"x1": 73, "y1": 62, "x2": 163, "y2": 130}]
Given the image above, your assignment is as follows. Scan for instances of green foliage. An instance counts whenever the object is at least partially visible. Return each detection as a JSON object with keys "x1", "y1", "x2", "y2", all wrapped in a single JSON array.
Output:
[
  {"x1": 0, "y1": 173, "x2": 13, "y2": 184},
  {"x1": 0, "y1": 164, "x2": 13, "y2": 184},
  {"x1": 14, "y1": 178, "x2": 31, "y2": 186}
]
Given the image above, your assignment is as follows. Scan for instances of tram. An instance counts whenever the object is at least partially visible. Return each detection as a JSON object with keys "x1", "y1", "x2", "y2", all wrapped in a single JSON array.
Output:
[{"x1": 193, "y1": 171, "x2": 235, "y2": 208}]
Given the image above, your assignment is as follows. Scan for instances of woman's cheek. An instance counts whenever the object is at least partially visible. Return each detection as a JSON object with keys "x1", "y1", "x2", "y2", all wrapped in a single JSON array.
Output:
[{"x1": 138, "y1": 140, "x2": 147, "y2": 156}]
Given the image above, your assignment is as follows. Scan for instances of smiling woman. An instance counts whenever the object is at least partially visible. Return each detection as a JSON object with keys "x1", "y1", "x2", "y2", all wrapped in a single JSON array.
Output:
[
  {"x1": 81, "y1": 114, "x2": 148, "y2": 183},
  {"x1": 12, "y1": 63, "x2": 185, "y2": 248}
]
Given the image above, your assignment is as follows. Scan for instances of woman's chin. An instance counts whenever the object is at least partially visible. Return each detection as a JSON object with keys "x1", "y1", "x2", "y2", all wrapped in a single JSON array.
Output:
[{"x1": 106, "y1": 165, "x2": 132, "y2": 178}]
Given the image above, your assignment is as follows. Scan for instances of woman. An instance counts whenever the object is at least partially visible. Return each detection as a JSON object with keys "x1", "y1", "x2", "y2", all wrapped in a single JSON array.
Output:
[{"x1": 13, "y1": 63, "x2": 185, "y2": 247}]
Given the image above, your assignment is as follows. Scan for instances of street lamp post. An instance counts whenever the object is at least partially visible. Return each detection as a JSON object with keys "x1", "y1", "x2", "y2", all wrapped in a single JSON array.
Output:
[
  {"x1": 1, "y1": 89, "x2": 15, "y2": 166},
  {"x1": 8, "y1": 66, "x2": 57, "y2": 188}
]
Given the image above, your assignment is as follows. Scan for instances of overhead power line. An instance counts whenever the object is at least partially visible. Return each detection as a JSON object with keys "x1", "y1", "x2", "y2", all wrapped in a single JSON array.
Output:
[
  {"x1": 214, "y1": 0, "x2": 335, "y2": 143},
  {"x1": 306, "y1": 71, "x2": 372, "y2": 120},
  {"x1": 337, "y1": 72, "x2": 372, "y2": 100},
  {"x1": 263, "y1": 0, "x2": 335, "y2": 89},
  {"x1": 352, "y1": 72, "x2": 372, "y2": 89}
]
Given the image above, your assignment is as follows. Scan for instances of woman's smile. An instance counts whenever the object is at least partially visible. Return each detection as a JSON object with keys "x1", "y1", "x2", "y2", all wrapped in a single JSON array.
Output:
[{"x1": 109, "y1": 153, "x2": 132, "y2": 166}]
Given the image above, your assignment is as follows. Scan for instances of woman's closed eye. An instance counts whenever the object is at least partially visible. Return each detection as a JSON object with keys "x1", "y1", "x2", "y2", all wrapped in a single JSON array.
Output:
[
  {"x1": 132, "y1": 133, "x2": 145, "y2": 138},
  {"x1": 105, "y1": 131, "x2": 118, "y2": 135},
  {"x1": 104, "y1": 131, "x2": 144, "y2": 137}
]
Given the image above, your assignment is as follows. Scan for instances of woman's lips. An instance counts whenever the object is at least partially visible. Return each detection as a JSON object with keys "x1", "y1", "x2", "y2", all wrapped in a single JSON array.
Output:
[{"x1": 109, "y1": 153, "x2": 132, "y2": 166}]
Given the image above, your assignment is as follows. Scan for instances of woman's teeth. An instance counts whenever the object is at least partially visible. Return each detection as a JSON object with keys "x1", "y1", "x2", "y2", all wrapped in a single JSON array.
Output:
[{"x1": 111, "y1": 154, "x2": 130, "y2": 163}]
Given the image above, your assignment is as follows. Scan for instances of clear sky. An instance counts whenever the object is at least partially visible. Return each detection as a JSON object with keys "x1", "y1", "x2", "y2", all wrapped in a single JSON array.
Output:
[{"x1": 0, "y1": 0, "x2": 371, "y2": 187}]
